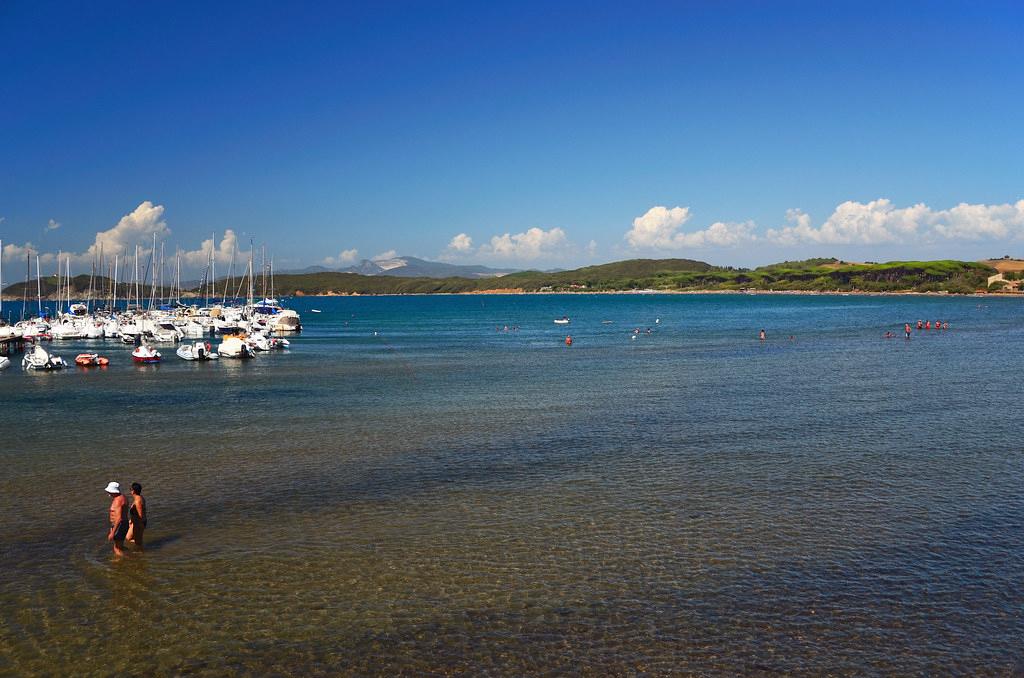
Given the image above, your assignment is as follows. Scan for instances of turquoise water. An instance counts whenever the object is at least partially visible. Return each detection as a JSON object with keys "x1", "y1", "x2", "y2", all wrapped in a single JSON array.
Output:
[{"x1": 1, "y1": 294, "x2": 1022, "y2": 675}]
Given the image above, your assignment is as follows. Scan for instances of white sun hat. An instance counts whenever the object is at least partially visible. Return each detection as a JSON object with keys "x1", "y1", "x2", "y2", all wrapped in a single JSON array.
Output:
[{"x1": 104, "y1": 481, "x2": 121, "y2": 494}]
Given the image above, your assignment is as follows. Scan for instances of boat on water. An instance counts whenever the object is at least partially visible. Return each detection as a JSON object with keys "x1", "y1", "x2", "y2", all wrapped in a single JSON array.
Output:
[
  {"x1": 74, "y1": 353, "x2": 109, "y2": 367},
  {"x1": 311, "y1": 309, "x2": 321, "y2": 313},
  {"x1": 22, "y1": 345, "x2": 67, "y2": 370},
  {"x1": 218, "y1": 335, "x2": 255, "y2": 359},
  {"x1": 250, "y1": 299, "x2": 302, "y2": 333},
  {"x1": 554, "y1": 317, "x2": 570, "y2": 325},
  {"x1": 131, "y1": 345, "x2": 162, "y2": 364},
  {"x1": 0, "y1": 356, "x2": 10, "y2": 370},
  {"x1": 176, "y1": 341, "x2": 218, "y2": 361}
]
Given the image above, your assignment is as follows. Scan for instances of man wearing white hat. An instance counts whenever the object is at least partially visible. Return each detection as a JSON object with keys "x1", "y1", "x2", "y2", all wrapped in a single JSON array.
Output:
[{"x1": 105, "y1": 482, "x2": 129, "y2": 557}]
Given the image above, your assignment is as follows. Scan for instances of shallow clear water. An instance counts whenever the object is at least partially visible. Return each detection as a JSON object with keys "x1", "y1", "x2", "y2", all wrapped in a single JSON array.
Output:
[{"x1": 1, "y1": 294, "x2": 1022, "y2": 675}]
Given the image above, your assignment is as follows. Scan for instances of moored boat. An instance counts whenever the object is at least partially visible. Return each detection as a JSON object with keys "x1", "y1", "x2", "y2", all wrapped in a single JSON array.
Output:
[
  {"x1": 22, "y1": 345, "x2": 67, "y2": 370},
  {"x1": 218, "y1": 335, "x2": 255, "y2": 359},
  {"x1": 131, "y1": 345, "x2": 162, "y2": 364},
  {"x1": 554, "y1": 317, "x2": 570, "y2": 325},
  {"x1": 176, "y1": 341, "x2": 218, "y2": 361},
  {"x1": 74, "y1": 353, "x2": 110, "y2": 367}
]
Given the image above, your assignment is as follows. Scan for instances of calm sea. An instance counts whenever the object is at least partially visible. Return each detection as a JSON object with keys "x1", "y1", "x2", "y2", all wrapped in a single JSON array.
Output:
[{"x1": 0, "y1": 294, "x2": 1021, "y2": 675}]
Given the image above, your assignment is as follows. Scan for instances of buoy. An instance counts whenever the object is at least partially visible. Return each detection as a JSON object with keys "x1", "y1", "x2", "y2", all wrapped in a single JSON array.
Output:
[{"x1": 565, "y1": 336, "x2": 573, "y2": 346}]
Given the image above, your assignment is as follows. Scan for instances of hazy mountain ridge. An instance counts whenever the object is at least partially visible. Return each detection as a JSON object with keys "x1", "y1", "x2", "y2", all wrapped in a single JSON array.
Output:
[{"x1": 282, "y1": 256, "x2": 518, "y2": 278}]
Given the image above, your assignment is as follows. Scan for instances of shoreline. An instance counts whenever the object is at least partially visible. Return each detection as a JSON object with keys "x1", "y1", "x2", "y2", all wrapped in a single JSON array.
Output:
[
  {"x1": 4, "y1": 290, "x2": 1022, "y2": 302},
  {"x1": 283, "y1": 289, "x2": 1024, "y2": 298}
]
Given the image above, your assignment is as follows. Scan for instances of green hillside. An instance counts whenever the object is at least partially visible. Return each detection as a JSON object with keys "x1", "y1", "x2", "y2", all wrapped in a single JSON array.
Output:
[
  {"x1": 1, "y1": 258, "x2": 1001, "y2": 298},
  {"x1": 266, "y1": 258, "x2": 998, "y2": 295}
]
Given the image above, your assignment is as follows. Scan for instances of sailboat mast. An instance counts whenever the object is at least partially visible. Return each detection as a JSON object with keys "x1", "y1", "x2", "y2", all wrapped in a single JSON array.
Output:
[
  {"x1": 248, "y1": 241, "x2": 254, "y2": 307},
  {"x1": 21, "y1": 252, "x2": 29, "y2": 321},
  {"x1": 35, "y1": 255, "x2": 42, "y2": 317}
]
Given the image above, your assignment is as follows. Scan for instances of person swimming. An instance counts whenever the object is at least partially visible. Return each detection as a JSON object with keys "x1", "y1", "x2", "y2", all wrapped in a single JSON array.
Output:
[
  {"x1": 904, "y1": 323, "x2": 912, "y2": 339},
  {"x1": 759, "y1": 329, "x2": 766, "y2": 341}
]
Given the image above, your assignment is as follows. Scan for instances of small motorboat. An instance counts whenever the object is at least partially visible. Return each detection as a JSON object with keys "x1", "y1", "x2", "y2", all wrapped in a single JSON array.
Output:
[
  {"x1": 554, "y1": 317, "x2": 570, "y2": 325},
  {"x1": 22, "y1": 345, "x2": 67, "y2": 370},
  {"x1": 132, "y1": 345, "x2": 162, "y2": 364},
  {"x1": 311, "y1": 309, "x2": 321, "y2": 313},
  {"x1": 74, "y1": 353, "x2": 110, "y2": 367},
  {"x1": 0, "y1": 356, "x2": 10, "y2": 370},
  {"x1": 218, "y1": 335, "x2": 255, "y2": 359},
  {"x1": 176, "y1": 341, "x2": 218, "y2": 361}
]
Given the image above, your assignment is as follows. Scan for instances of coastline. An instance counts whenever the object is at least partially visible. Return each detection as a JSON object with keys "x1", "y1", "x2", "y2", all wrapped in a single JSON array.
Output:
[{"x1": 281, "y1": 288, "x2": 1022, "y2": 298}]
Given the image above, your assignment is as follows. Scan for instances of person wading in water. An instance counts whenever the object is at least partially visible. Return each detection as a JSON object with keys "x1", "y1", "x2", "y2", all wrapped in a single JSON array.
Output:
[
  {"x1": 105, "y1": 482, "x2": 129, "y2": 557},
  {"x1": 125, "y1": 483, "x2": 147, "y2": 551}
]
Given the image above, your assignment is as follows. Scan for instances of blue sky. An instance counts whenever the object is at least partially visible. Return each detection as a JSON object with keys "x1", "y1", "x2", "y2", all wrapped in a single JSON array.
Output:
[{"x1": 2, "y1": 1, "x2": 1023, "y2": 274}]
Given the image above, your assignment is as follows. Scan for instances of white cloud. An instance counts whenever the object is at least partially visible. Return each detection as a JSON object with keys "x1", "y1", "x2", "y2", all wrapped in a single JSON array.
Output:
[
  {"x1": 2, "y1": 241, "x2": 57, "y2": 268},
  {"x1": 1, "y1": 201, "x2": 237, "y2": 276},
  {"x1": 766, "y1": 199, "x2": 1024, "y2": 245},
  {"x1": 321, "y1": 248, "x2": 359, "y2": 267},
  {"x1": 766, "y1": 200, "x2": 925, "y2": 245},
  {"x1": 478, "y1": 227, "x2": 570, "y2": 261},
  {"x1": 930, "y1": 200, "x2": 1024, "y2": 240},
  {"x1": 82, "y1": 201, "x2": 171, "y2": 261},
  {"x1": 447, "y1": 233, "x2": 473, "y2": 252},
  {"x1": 625, "y1": 206, "x2": 692, "y2": 249},
  {"x1": 180, "y1": 229, "x2": 240, "y2": 269},
  {"x1": 625, "y1": 206, "x2": 755, "y2": 250},
  {"x1": 587, "y1": 239, "x2": 598, "y2": 256},
  {"x1": 373, "y1": 249, "x2": 398, "y2": 261}
]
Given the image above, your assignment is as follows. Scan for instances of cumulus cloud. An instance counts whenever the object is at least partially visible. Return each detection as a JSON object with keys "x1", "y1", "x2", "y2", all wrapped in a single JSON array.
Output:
[
  {"x1": 625, "y1": 206, "x2": 692, "y2": 249},
  {"x1": 180, "y1": 229, "x2": 240, "y2": 268},
  {"x1": 447, "y1": 233, "x2": 473, "y2": 253},
  {"x1": 2, "y1": 241, "x2": 56, "y2": 268},
  {"x1": 625, "y1": 206, "x2": 755, "y2": 250},
  {"x1": 373, "y1": 249, "x2": 398, "y2": 261},
  {"x1": 80, "y1": 201, "x2": 171, "y2": 261},
  {"x1": 765, "y1": 199, "x2": 1024, "y2": 245},
  {"x1": 321, "y1": 248, "x2": 359, "y2": 267},
  {"x1": 1, "y1": 201, "x2": 238, "y2": 276},
  {"x1": 478, "y1": 227, "x2": 570, "y2": 261}
]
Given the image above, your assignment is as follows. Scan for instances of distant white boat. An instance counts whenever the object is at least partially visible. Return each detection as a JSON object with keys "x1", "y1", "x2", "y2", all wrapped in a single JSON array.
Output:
[
  {"x1": 554, "y1": 317, "x2": 570, "y2": 325},
  {"x1": 176, "y1": 341, "x2": 218, "y2": 361},
  {"x1": 311, "y1": 309, "x2": 322, "y2": 313}
]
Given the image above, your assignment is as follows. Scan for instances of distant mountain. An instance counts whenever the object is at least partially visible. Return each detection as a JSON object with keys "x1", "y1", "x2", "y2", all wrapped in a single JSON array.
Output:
[
  {"x1": 284, "y1": 256, "x2": 518, "y2": 278},
  {"x1": 282, "y1": 256, "x2": 516, "y2": 278}
]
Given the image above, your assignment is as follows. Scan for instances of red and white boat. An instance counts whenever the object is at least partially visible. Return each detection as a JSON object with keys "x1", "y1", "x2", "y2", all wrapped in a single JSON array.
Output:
[
  {"x1": 75, "y1": 353, "x2": 110, "y2": 367},
  {"x1": 131, "y1": 345, "x2": 162, "y2": 364}
]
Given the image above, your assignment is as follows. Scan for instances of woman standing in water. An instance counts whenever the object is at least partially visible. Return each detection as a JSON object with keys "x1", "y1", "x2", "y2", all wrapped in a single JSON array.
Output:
[{"x1": 125, "y1": 483, "x2": 147, "y2": 551}]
